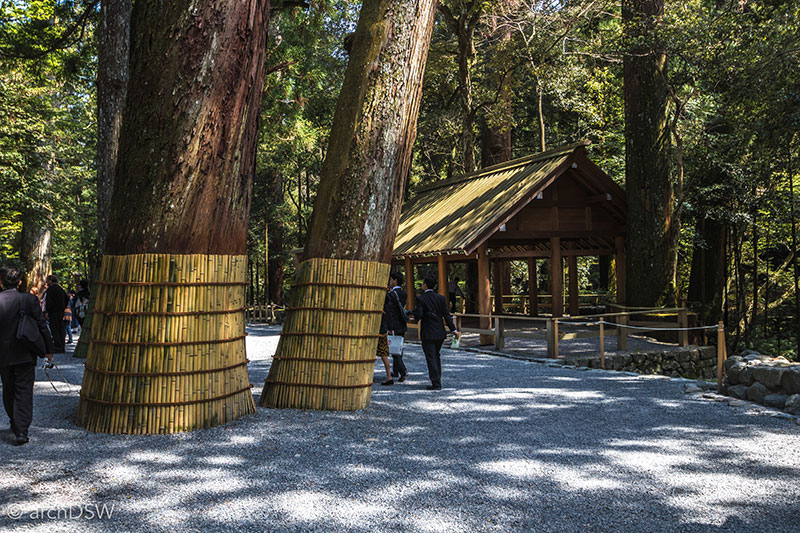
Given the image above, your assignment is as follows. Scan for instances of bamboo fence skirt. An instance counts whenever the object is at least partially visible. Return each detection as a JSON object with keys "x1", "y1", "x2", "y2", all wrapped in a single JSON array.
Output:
[
  {"x1": 260, "y1": 258, "x2": 389, "y2": 410},
  {"x1": 76, "y1": 254, "x2": 255, "y2": 434}
]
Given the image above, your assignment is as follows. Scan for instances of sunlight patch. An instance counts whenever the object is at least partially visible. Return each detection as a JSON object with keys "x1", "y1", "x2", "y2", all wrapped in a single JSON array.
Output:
[{"x1": 273, "y1": 491, "x2": 380, "y2": 523}]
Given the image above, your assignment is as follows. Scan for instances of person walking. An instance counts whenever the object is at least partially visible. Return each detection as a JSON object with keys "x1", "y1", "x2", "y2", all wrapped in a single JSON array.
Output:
[
  {"x1": 63, "y1": 298, "x2": 73, "y2": 344},
  {"x1": 448, "y1": 277, "x2": 464, "y2": 313},
  {"x1": 410, "y1": 275, "x2": 459, "y2": 390},
  {"x1": 43, "y1": 274, "x2": 69, "y2": 353},
  {"x1": 384, "y1": 271, "x2": 408, "y2": 382},
  {"x1": 0, "y1": 264, "x2": 54, "y2": 445},
  {"x1": 73, "y1": 279, "x2": 90, "y2": 330}
]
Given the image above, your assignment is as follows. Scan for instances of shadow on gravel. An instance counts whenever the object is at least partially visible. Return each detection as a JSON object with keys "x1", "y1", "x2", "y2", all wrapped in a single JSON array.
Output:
[{"x1": 1, "y1": 337, "x2": 799, "y2": 533}]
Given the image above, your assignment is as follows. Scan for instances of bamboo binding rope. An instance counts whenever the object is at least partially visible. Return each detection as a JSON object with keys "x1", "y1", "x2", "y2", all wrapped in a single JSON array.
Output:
[
  {"x1": 260, "y1": 258, "x2": 389, "y2": 410},
  {"x1": 76, "y1": 254, "x2": 255, "y2": 434}
]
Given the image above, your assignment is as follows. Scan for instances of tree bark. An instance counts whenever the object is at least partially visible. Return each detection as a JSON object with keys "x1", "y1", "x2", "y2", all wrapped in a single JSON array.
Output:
[
  {"x1": 687, "y1": 217, "x2": 727, "y2": 325},
  {"x1": 303, "y1": 0, "x2": 438, "y2": 262},
  {"x1": 20, "y1": 217, "x2": 52, "y2": 295},
  {"x1": 439, "y1": 1, "x2": 482, "y2": 174},
  {"x1": 263, "y1": 0, "x2": 439, "y2": 411},
  {"x1": 105, "y1": 0, "x2": 270, "y2": 255},
  {"x1": 77, "y1": 0, "x2": 271, "y2": 434},
  {"x1": 623, "y1": 0, "x2": 675, "y2": 307},
  {"x1": 96, "y1": 0, "x2": 131, "y2": 258}
]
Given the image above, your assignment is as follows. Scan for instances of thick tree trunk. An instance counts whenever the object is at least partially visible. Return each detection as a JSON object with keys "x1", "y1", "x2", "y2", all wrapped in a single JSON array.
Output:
[
  {"x1": 263, "y1": 0, "x2": 438, "y2": 411},
  {"x1": 20, "y1": 217, "x2": 52, "y2": 295},
  {"x1": 105, "y1": 1, "x2": 269, "y2": 255},
  {"x1": 302, "y1": 0, "x2": 437, "y2": 262},
  {"x1": 623, "y1": 0, "x2": 675, "y2": 307},
  {"x1": 78, "y1": 0, "x2": 270, "y2": 434},
  {"x1": 74, "y1": 0, "x2": 132, "y2": 360},
  {"x1": 96, "y1": 0, "x2": 131, "y2": 257}
]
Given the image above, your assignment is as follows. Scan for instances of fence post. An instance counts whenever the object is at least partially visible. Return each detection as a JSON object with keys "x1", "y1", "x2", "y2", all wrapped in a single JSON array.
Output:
[
  {"x1": 546, "y1": 319, "x2": 554, "y2": 357},
  {"x1": 717, "y1": 321, "x2": 726, "y2": 393},
  {"x1": 617, "y1": 314, "x2": 628, "y2": 351},
  {"x1": 494, "y1": 317, "x2": 505, "y2": 351},
  {"x1": 678, "y1": 309, "x2": 689, "y2": 347},
  {"x1": 600, "y1": 318, "x2": 605, "y2": 369}
]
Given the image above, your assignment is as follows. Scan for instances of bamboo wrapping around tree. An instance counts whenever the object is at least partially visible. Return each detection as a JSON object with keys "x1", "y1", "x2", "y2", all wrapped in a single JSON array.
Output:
[
  {"x1": 77, "y1": 253, "x2": 255, "y2": 434},
  {"x1": 260, "y1": 258, "x2": 389, "y2": 410}
]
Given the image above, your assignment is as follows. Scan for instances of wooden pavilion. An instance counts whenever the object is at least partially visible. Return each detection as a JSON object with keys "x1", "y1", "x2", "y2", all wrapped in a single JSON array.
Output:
[{"x1": 391, "y1": 141, "x2": 627, "y2": 328}]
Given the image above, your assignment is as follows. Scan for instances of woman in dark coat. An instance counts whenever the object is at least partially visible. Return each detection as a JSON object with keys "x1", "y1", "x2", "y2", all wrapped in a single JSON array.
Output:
[{"x1": 0, "y1": 264, "x2": 54, "y2": 445}]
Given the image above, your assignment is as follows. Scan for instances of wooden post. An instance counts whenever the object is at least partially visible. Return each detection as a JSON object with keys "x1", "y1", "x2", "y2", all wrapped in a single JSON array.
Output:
[
  {"x1": 528, "y1": 258, "x2": 538, "y2": 316},
  {"x1": 546, "y1": 319, "x2": 555, "y2": 357},
  {"x1": 717, "y1": 321, "x2": 724, "y2": 390},
  {"x1": 437, "y1": 254, "x2": 447, "y2": 297},
  {"x1": 493, "y1": 260, "x2": 504, "y2": 314},
  {"x1": 615, "y1": 236, "x2": 626, "y2": 305},
  {"x1": 600, "y1": 318, "x2": 605, "y2": 368},
  {"x1": 568, "y1": 245, "x2": 579, "y2": 316},
  {"x1": 494, "y1": 317, "x2": 505, "y2": 351},
  {"x1": 678, "y1": 309, "x2": 689, "y2": 347},
  {"x1": 405, "y1": 256, "x2": 415, "y2": 311},
  {"x1": 617, "y1": 314, "x2": 628, "y2": 351},
  {"x1": 550, "y1": 237, "x2": 563, "y2": 317},
  {"x1": 477, "y1": 243, "x2": 492, "y2": 345}
]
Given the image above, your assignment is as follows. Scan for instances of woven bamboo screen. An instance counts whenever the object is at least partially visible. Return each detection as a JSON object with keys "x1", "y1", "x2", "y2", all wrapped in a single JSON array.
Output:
[
  {"x1": 77, "y1": 254, "x2": 255, "y2": 434},
  {"x1": 260, "y1": 258, "x2": 389, "y2": 410}
]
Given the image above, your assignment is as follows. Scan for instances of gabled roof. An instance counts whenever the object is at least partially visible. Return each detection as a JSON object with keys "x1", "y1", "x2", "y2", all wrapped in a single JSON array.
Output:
[{"x1": 392, "y1": 141, "x2": 625, "y2": 258}]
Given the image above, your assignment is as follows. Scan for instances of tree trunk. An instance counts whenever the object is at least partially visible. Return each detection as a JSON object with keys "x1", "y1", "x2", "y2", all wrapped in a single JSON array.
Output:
[
  {"x1": 687, "y1": 218, "x2": 727, "y2": 325},
  {"x1": 262, "y1": 0, "x2": 438, "y2": 410},
  {"x1": 439, "y1": 1, "x2": 482, "y2": 174},
  {"x1": 623, "y1": 0, "x2": 675, "y2": 307},
  {"x1": 788, "y1": 136, "x2": 800, "y2": 357},
  {"x1": 77, "y1": 0, "x2": 271, "y2": 434},
  {"x1": 96, "y1": 0, "x2": 131, "y2": 258},
  {"x1": 20, "y1": 217, "x2": 52, "y2": 295},
  {"x1": 74, "y1": 0, "x2": 132, "y2": 360}
]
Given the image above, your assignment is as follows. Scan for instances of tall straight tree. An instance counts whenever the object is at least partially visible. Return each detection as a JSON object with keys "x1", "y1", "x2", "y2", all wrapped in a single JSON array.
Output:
[
  {"x1": 77, "y1": 0, "x2": 270, "y2": 434},
  {"x1": 73, "y1": 0, "x2": 132, "y2": 360},
  {"x1": 261, "y1": 0, "x2": 438, "y2": 410},
  {"x1": 623, "y1": 0, "x2": 675, "y2": 306}
]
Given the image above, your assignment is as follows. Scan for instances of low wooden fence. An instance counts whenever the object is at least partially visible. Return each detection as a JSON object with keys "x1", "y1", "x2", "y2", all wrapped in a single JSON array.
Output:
[
  {"x1": 406, "y1": 306, "x2": 727, "y2": 391},
  {"x1": 245, "y1": 304, "x2": 283, "y2": 324}
]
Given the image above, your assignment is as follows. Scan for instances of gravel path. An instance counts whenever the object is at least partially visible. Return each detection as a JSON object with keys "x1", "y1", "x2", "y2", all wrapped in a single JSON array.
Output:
[{"x1": 1, "y1": 325, "x2": 799, "y2": 532}]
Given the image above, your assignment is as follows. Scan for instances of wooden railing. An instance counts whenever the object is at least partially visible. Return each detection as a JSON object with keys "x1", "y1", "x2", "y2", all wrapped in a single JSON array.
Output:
[
  {"x1": 406, "y1": 306, "x2": 727, "y2": 390},
  {"x1": 245, "y1": 304, "x2": 283, "y2": 324}
]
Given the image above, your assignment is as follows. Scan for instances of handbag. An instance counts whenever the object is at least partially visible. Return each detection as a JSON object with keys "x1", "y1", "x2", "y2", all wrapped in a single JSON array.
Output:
[
  {"x1": 390, "y1": 289, "x2": 411, "y2": 323},
  {"x1": 16, "y1": 292, "x2": 46, "y2": 357},
  {"x1": 387, "y1": 334, "x2": 404, "y2": 355}
]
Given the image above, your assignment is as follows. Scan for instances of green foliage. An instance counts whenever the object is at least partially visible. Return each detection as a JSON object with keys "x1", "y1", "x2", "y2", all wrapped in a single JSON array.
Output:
[{"x1": 0, "y1": 0, "x2": 97, "y2": 283}]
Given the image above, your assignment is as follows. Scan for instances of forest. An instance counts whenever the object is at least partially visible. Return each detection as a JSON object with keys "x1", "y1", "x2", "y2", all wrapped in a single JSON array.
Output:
[{"x1": 1, "y1": 0, "x2": 799, "y2": 360}]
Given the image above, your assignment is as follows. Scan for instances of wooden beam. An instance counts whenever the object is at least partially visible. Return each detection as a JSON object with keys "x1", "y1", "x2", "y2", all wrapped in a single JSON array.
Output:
[
  {"x1": 493, "y1": 259, "x2": 504, "y2": 314},
  {"x1": 528, "y1": 258, "x2": 538, "y2": 316},
  {"x1": 477, "y1": 243, "x2": 492, "y2": 344},
  {"x1": 437, "y1": 254, "x2": 447, "y2": 297},
  {"x1": 487, "y1": 247, "x2": 615, "y2": 260},
  {"x1": 405, "y1": 256, "x2": 415, "y2": 311},
  {"x1": 568, "y1": 243, "x2": 579, "y2": 316},
  {"x1": 550, "y1": 237, "x2": 563, "y2": 317},
  {"x1": 487, "y1": 229, "x2": 626, "y2": 240},
  {"x1": 615, "y1": 235, "x2": 626, "y2": 305}
]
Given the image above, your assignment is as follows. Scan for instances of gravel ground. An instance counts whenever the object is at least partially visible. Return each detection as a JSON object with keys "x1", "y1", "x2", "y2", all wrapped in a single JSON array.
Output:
[{"x1": 1, "y1": 325, "x2": 799, "y2": 533}]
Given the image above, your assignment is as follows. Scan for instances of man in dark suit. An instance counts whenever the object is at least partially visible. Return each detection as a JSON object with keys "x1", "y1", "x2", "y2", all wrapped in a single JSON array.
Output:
[
  {"x1": 384, "y1": 271, "x2": 408, "y2": 381},
  {"x1": 43, "y1": 274, "x2": 69, "y2": 353},
  {"x1": 0, "y1": 264, "x2": 55, "y2": 445},
  {"x1": 410, "y1": 275, "x2": 460, "y2": 390}
]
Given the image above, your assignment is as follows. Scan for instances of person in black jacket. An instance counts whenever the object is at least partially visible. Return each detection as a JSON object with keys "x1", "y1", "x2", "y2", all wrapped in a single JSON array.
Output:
[
  {"x1": 0, "y1": 264, "x2": 54, "y2": 445},
  {"x1": 383, "y1": 271, "x2": 409, "y2": 382},
  {"x1": 43, "y1": 274, "x2": 69, "y2": 353},
  {"x1": 409, "y1": 275, "x2": 459, "y2": 390}
]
